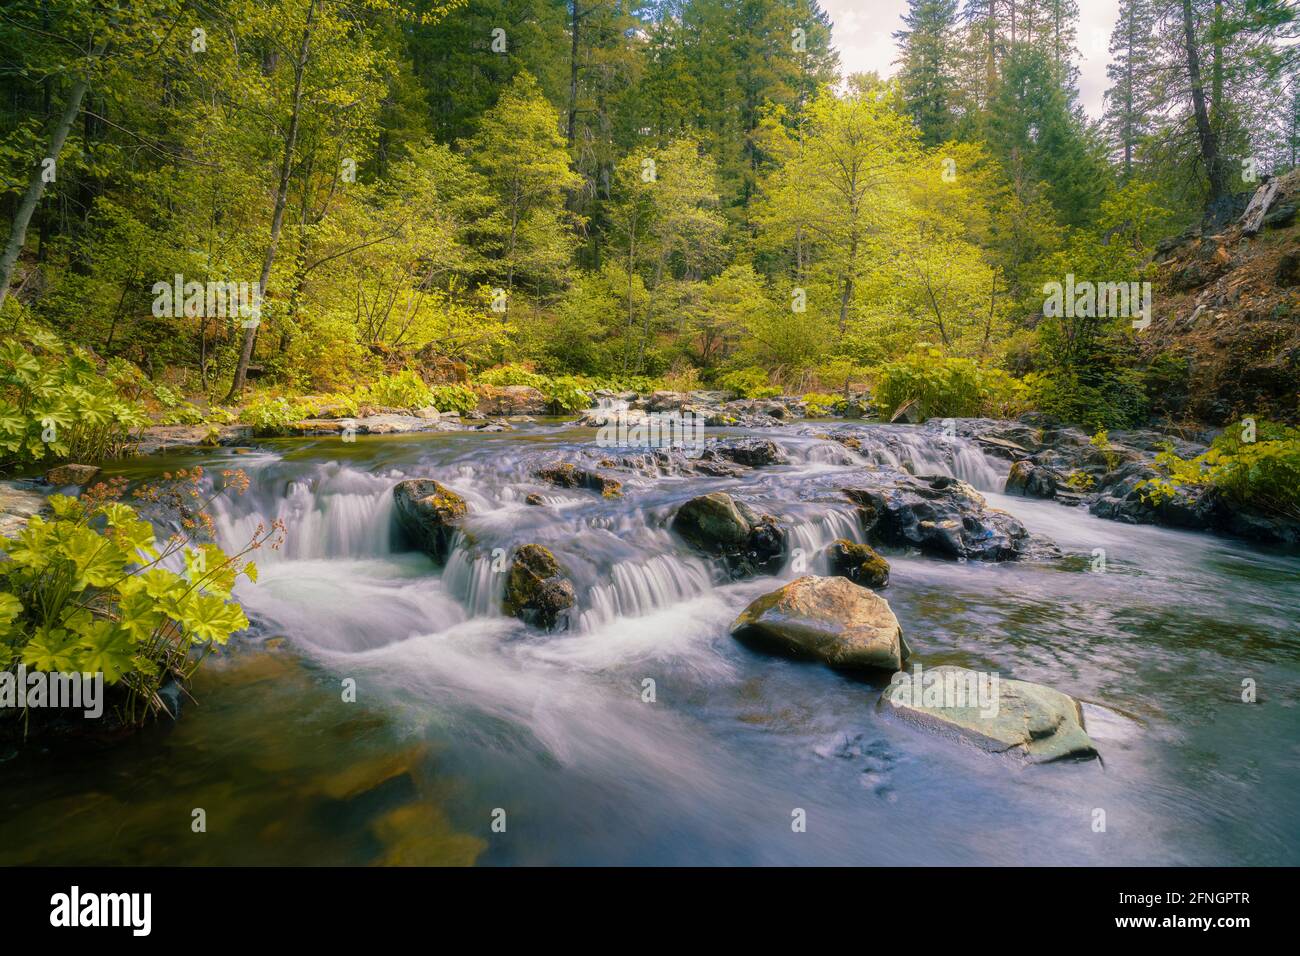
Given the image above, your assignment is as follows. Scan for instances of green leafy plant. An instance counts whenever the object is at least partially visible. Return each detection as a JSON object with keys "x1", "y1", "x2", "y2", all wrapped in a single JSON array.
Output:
[
  {"x1": 1139, "y1": 419, "x2": 1300, "y2": 519},
  {"x1": 353, "y1": 370, "x2": 435, "y2": 411},
  {"x1": 874, "y1": 350, "x2": 1026, "y2": 420},
  {"x1": 802, "y1": 392, "x2": 842, "y2": 417},
  {"x1": 0, "y1": 470, "x2": 278, "y2": 726},
  {"x1": 478, "y1": 364, "x2": 547, "y2": 389},
  {"x1": 428, "y1": 384, "x2": 478, "y2": 415},
  {"x1": 238, "y1": 396, "x2": 314, "y2": 436},
  {"x1": 719, "y1": 367, "x2": 780, "y2": 400},
  {"x1": 0, "y1": 329, "x2": 149, "y2": 473}
]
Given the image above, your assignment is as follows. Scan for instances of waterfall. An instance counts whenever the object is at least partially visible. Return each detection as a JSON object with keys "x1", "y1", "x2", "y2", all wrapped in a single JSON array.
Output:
[
  {"x1": 577, "y1": 554, "x2": 714, "y2": 632},
  {"x1": 442, "y1": 533, "x2": 506, "y2": 616}
]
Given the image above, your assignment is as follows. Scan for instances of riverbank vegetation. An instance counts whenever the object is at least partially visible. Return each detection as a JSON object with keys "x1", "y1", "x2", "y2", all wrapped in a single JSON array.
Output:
[{"x1": 2, "y1": 0, "x2": 1298, "y2": 442}]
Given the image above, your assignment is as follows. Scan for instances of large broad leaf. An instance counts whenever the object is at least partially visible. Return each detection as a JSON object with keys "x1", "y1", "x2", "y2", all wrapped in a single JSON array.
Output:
[
  {"x1": 20, "y1": 627, "x2": 81, "y2": 673},
  {"x1": 185, "y1": 593, "x2": 249, "y2": 645},
  {"x1": 61, "y1": 526, "x2": 127, "y2": 589},
  {"x1": 0, "y1": 592, "x2": 22, "y2": 638},
  {"x1": 72, "y1": 620, "x2": 137, "y2": 683}
]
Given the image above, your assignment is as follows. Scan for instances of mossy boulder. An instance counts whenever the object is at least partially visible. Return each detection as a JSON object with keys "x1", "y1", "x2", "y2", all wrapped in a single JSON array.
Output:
[
  {"x1": 824, "y1": 538, "x2": 890, "y2": 588},
  {"x1": 670, "y1": 492, "x2": 785, "y2": 576},
  {"x1": 729, "y1": 575, "x2": 904, "y2": 672},
  {"x1": 503, "y1": 544, "x2": 575, "y2": 631},
  {"x1": 535, "y1": 463, "x2": 623, "y2": 497},
  {"x1": 393, "y1": 479, "x2": 468, "y2": 563},
  {"x1": 878, "y1": 664, "x2": 1098, "y2": 764}
]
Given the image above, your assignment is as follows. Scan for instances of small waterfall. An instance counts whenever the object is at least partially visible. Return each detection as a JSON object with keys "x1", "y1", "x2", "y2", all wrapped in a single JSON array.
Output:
[
  {"x1": 442, "y1": 533, "x2": 506, "y2": 616},
  {"x1": 577, "y1": 554, "x2": 714, "y2": 632},
  {"x1": 784, "y1": 508, "x2": 864, "y2": 572},
  {"x1": 210, "y1": 462, "x2": 394, "y2": 561},
  {"x1": 840, "y1": 426, "x2": 1006, "y2": 491}
]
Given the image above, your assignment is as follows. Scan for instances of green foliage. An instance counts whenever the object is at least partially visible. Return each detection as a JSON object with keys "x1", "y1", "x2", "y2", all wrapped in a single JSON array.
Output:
[
  {"x1": 238, "y1": 397, "x2": 314, "y2": 436},
  {"x1": 1140, "y1": 420, "x2": 1300, "y2": 519},
  {"x1": 541, "y1": 376, "x2": 591, "y2": 414},
  {"x1": 428, "y1": 385, "x2": 478, "y2": 415},
  {"x1": 478, "y1": 364, "x2": 547, "y2": 389},
  {"x1": 354, "y1": 371, "x2": 435, "y2": 411},
  {"x1": 874, "y1": 350, "x2": 1027, "y2": 420},
  {"x1": 1026, "y1": 363, "x2": 1149, "y2": 430},
  {"x1": 0, "y1": 472, "x2": 272, "y2": 725},
  {"x1": 0, "y1": 328, "x2": 149, "y2": 473},
  {"x1": 801, "y1": 393, "x2": 842, "y2": 418},
  {"x1": 718, "y1": 367, "x2": 780, "y2": 400}
]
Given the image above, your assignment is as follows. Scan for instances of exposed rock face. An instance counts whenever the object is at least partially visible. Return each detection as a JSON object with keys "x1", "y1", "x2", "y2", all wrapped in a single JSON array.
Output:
[
  {"x1": 503, "y1": 544, "x2": 575, "y2": 631},
  {"x1": 844, "y1": 475, "x2": 1035, "y2": 561},
  {"x1": 706, "y1": 437, "x2": 787, "y2": 467},
  {"x1": 671, "y1": 492, "x2": 785, "y2": 576},
  {"x1": 1004, "y1": 459, "x2": 1060, "y2": 499},
  {"x1": 824, "y1": 538, "x2": 890, "y2": 588},
  {"x1": 43, "y1": 463, "x2": 101, "y2": 487},
  {"x1": 475, "y1": 385, "x2": 548, "y2": 416},
  {"x1": 729, "y1": 575, "x2": 905, "y2": 671},
  {"x1": 392, "y1": 479, "x2": 468, "y2": 562},
  {"x1": 879, "y1": 665, "x2": 1098, "y2": 764},
  {"x1": 535, "y1": 463, "x2": 623, "y2": 497}
]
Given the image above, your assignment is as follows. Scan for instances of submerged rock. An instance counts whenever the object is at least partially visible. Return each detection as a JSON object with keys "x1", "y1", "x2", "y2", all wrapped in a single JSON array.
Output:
[
  {"x1": 671, "y1": 492, "x2": 785, "y2": 576},
  {"x1": 503, "y1": 544, "x2": 575, "y2": 631},
  {"x1": 392, "y1": 479, "x2": 468, "y2": 562},
  {"x1": 844, "y1": 474, "x2": 1035, "y2": 561},
  {"x1": 535, "y1": 463, "x2": 623, "y2": 497},
  {"x1": 878, "y1": 665, "x2": 1098, "y2": 764},
  {"x1": 730, "y1": 575, "x2": 905, "y2": 671},
  {"x1": 824, "y1": 538, "x2": 890, "y2": 588}
]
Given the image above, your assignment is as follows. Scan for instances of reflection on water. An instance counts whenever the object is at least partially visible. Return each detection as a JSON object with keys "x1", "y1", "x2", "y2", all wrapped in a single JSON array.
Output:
[{"x1": 2, "y1": 422, "x2": 1298, "y2": 865}]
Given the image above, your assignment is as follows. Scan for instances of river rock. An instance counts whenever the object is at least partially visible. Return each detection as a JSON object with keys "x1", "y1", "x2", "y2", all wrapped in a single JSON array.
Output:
[
  {"x1": 824, "y1": 538, "x2": 890, "y2": 588},
  {"x1": 535, "y1": 462, "x2": 623, "y2": 497},
  {"x1": 393, "y1": 479, "x2": 468, "y2": 562},
  {"x1": 890, "y1": 398, "x2": 922, "y2": 424},
  {"x1": 844, "y1": 474, "x2": 1033, "y2": 561},
  {"x1": 671, "y1": 492, "x2": 785, "y2": 576},
  {"x1": 1004, "y1": 459, "x2": 1060, "y2": 498},
  {"x1": 475, "y1": 385, "x2": 548, "y2": 416},
  {"x1": 706, "y1": 436, "x2": 787, "y2": 467},
  {"x1": 0, "y1": 481, "x2": 45, "y2": 538},
  {"x1": 44, "y1": 463, "x2": 101, "y2": 487},
  {"x1": 503, "y1": 544, "x2": 575, "y2": 631},
  {"x1": 878, "y1": 665, "x2": 1098, "y2": 763},
  {"x1": 729, "y1": 575, "x2": 904, "y2": 671}
]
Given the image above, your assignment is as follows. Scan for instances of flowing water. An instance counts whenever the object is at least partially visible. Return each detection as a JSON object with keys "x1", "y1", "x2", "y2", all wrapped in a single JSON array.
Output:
[{"x1": 2, "y1": 421, "x2": 1298, "y2": 865}]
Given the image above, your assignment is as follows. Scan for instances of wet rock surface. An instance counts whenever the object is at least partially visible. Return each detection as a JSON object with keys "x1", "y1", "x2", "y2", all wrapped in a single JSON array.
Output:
[
  {"x1": 824, "y1": 538, "x2": 890, "y2": 588},
  {"x1": 730, "y1": 575, "x2": 905, "y2": 671},
  {"x1": 844, "y1": 474, "x2": 1037, "y2": 561},
  {"x1": 392, "y1": 479, "x2": 468, "y2": 562},
  {"x1": 671, "y1": 492, "x2": 786, "y2": 577},
  {"x1": 503, "y1": 544, "x2": 575, "y2": 631},
  {"x1": 879, "y1": 665, "x2": 1098, "y2": 764}
]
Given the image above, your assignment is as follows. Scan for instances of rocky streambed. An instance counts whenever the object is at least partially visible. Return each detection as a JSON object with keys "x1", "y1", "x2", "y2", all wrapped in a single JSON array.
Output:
[{"x1": 2, "y1": 411, "x2": 1298, "y2": 865}]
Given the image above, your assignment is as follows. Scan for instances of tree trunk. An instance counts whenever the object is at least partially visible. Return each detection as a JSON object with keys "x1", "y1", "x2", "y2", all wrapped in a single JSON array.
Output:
[
  {"x1": 0, "y1": 42, "x2": 105, "y2": 313},
  {"x1": 1180, "y1": 0, "x2": 1230, "y2": 222},
  {"x1": 225, "y1": 0, "x2": 316, "y2": 402}
]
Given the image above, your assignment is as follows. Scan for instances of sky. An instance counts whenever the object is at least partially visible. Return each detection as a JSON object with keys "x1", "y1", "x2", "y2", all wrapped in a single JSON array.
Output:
[{"x1": 818, "y1": 0, "x2": 1124, "y2": 119}]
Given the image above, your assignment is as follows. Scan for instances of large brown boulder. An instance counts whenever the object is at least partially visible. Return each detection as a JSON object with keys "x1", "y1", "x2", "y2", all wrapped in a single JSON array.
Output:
[
  {"x1": 503, "y1": 544, "x2": 575, "y2": 631},
  {"x1": 535, "y1": 463, "x2": 623, "y2": 497},
  {"x1": 729, "y1": 575, "x2": 905, "y2": 672},
  {"x1": 393, "y1": 479, "x2": 468, "y2": 563}
]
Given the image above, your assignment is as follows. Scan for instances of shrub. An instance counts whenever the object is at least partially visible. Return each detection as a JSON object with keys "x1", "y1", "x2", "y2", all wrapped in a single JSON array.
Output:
[
  {"x1": 0, "y1": 471, "x2": 275, "y2": 726},
  {"x1": 238, "y1": 397, "x2": 313, "y2": 435},
  {"x1": 478, "y1": 364, "x2": 547, "y2": 389},
  {"x1": 874, "y1": 350, "x2": 1025, "y2": 420},
  {"x1": 1027, "y1": 364, "x2": 1149, "y2": 430},
  {"x1": 542, "y1": 376, "x2": 591, "y2": 414},
  {"x1": 802, "y1": 392, "x2": 842, "y2": 417},
  {"x1": 353, "y1": 370, "x2": 434, "y2": 411},
  {"x1": 428, "y1": 384, "x2": 478, "y2": 415},
  {"x1": 1140, "y1": 419, "x2": 1300, "y2": 520},
  {"x1": 719, "y1": 367, "x2": 780, "y2": 400},
  {"x1": 0, "y1": 329, "x2": 149, "y2": 473}
]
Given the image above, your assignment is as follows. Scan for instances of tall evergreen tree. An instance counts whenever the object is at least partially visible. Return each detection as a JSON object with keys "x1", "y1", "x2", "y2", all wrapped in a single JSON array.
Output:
[{"x1": 895, "y1": 0, "x2": 962, "y2": 146}]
